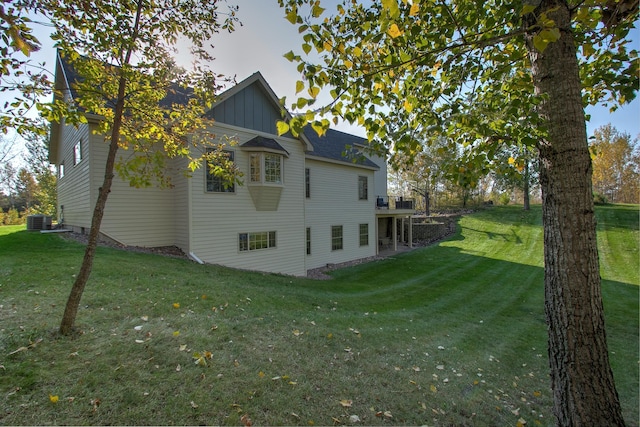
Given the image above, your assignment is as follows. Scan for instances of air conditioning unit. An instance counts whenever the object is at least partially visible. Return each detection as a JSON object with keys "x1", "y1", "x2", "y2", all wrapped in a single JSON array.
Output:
[{"x1": 27, "y1": 215, "x2": 52, "y2": 231}]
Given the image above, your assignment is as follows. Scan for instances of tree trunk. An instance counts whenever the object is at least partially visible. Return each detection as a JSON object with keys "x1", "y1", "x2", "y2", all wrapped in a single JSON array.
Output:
[
  {"x1": 524, "y1": 1, "x2": 625, "y2": 425},
  {"x1": 523, "y1": 159, "x2": 530, "y2": 211},
  {"x1": 59, "y1": 78, "x2": 127, "y2": 336}
]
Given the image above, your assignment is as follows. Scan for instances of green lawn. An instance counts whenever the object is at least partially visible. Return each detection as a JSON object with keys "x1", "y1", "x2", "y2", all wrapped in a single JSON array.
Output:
[{"x1": 0, "y1": 205, "x2": 637, "y2": 426}]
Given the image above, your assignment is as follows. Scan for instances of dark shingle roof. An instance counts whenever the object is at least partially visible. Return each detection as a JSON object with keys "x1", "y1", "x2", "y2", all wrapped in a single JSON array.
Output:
[
  {"x1": 303, "y1": 127, "x2": 380, "y2": 169},
  {"x1": 241, "y1": 136, "x2": 289, "y2": 155}
]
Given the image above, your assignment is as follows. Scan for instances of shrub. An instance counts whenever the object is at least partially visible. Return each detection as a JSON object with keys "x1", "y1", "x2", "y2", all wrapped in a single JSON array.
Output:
[{"x1": 593, "y1": 192, "x2": 609, "y2": 205}]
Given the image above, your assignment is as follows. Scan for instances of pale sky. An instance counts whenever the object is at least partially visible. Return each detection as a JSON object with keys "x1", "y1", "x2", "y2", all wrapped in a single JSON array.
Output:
[{"x1": 14, "y1": 0, "x2": 640, "y2": 142}]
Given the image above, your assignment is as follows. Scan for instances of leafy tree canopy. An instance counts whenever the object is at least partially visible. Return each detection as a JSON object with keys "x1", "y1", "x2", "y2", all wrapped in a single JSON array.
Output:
[{"x1": 276, "y1": 0, "x2": 637, "y2": 169}]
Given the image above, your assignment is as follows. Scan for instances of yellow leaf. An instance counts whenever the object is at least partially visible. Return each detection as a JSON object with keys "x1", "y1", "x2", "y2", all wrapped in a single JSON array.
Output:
[
  {"x1": 173, "y1": 331, "x2": 180, "y2": 337},
  {"x1": 533, "y1": 391, "x2": 541, "y2": 397},
  {"x1": 344, "y1": 60, "x2": 353, "y2": 69},
  {"x1": 295, "y1": 80, "x2": 305, "y2": 94},
  {"x1": 173, "y1": 302, "x2": 180, "y2": 309},
  {"x1": 276, "y1": 121, "x2": 290, "y2": 136},
  {"x1": 508, "y1": 156, "x2": 515, "y2": 165},
  {"x1": 388, "y1": 23, "x2": 403, "y2": 38},
  {"x1": 430, "y1": 384, "x2": 437, "y2": 393},
  {"x1": 49, "y1": 394, "x2": 59, "y2": 403},
  {"x1": 258, "y1": 371, "x2": 265, "y2": 378},
  {"x1": 323, "y1": 41, "x2": 333, "y2": 52},
  {"x1": 339, "y1": 399, "x2": 353, "y2": 407},
  {"x1": 403, "y1": 99, "x2": 414, "y2": 113},
  {"x1": 410, "y1": 3, "x2": 420, "y2": 16}
]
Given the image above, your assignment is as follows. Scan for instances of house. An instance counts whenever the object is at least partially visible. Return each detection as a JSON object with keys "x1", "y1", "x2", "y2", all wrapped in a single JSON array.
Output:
[{"x1": 49, "y1": 52, "x2": 414, "y2": 276}]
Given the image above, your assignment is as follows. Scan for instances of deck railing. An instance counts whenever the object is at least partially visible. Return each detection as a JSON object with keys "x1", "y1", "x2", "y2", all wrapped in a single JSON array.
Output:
[{"x1": 375, "y1": 195, "x2": 415, "y2": 210}]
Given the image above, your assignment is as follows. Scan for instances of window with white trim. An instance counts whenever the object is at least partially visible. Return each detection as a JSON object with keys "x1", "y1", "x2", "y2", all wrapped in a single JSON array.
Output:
[
  {"x1": 239, "y1": 231, "x2": 277, "y2": 252},
  {"x1": 358, "y1": 175, "x2": 368, "y2": 200},
  {"x1": 331, "y1": 225, "x2": 343, "y2": 251},
  {"x1": 206, "y1": 149, "x2": 235, "y2": 193},
  {"x1": 73, "y1": 140, "x2": 82, "y2": 165},
  {"x1": 359, "y1": 223, "x2": 369, "y2": 246},
  {"x1": 250, "y1": 153, "x2": 282, "y2": 184}
]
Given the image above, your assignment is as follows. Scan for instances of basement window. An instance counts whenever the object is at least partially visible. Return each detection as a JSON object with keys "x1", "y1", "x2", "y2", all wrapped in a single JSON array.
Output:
[{"x1": 239, "y1": 231, "x2": 277, "y2": 252}]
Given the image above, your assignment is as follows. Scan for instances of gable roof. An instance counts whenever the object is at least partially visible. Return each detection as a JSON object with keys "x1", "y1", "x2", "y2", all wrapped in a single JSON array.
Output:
[
  {"x1": 49, "y1": 54, "x2": 378, "y2": 171},
  {"x1": 208, "y1": 72, "x2": 313, "y2": 152}
]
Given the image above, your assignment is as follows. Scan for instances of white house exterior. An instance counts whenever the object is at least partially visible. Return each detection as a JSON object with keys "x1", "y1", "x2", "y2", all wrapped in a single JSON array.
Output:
[{"x1": 49, "y1": 53, "x2": 413, "y2": 276}]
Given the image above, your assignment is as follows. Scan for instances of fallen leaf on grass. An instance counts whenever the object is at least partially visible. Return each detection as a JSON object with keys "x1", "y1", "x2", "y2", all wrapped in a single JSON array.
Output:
[
  {"x1": 190, "y1": 401, "x2": 199, "y2": 409},
  {"x1": 241, "y1": 414, "x2": 253, "y2": 426},
  {"x1": 49, "y1": 394, "x2": 59, "y2": 403},
  {"x1": 340, "y1": 399, "x2": 353, "y2": 408},
  {"x1": 430, "y1": 384, "x2": 437, "y2": 393},
  {"x1": 173, "y1": 303, "x2": 180, "y2": 309}
]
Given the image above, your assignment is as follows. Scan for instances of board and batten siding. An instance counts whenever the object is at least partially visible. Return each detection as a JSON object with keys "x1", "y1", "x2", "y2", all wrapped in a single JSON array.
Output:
[
  {"x1": 304, "y1": 158, "x2": 377, "y2": 270},
  {"x1": 56, "y1": 122, "x2": 92, "y2": 229},
  {"x1": 188, "y1": 123, "x2": 307, "y2": 276}
]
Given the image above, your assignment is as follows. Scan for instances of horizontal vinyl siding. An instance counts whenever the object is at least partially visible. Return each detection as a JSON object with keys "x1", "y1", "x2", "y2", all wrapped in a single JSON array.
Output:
[
  {"x1": 91, "y1": 139, "x2": 176, "y2": 247},
  {"x1": 189, "y1": 124, "x2": 306, "y2": 276},
  {"x1": 305, "y1": 159, "x2": 377, "y2": 270},
  {"x1": 56, "y1": 123, "x2": 92, "y2": 228}
]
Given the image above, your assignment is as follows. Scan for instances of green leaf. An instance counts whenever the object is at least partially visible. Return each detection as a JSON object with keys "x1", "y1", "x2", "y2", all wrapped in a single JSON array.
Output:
[
  {"x1": 285, "y1": 7, "x2": 298, "y2": 25},
  {"x1": 381, "y1": 0, "x2": 400, "y2": 19},
  {"x1": 533, "y1": 28, "x2": 560, "y2": 52},
  {"x1": 521, "y1": 4, "x2": 536, "y2": 16}
]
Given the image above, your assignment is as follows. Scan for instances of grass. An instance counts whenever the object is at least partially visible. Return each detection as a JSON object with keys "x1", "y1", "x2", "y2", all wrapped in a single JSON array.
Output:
[{"x1": 0, "y1": 205, "x2": 637, "y2": 426}]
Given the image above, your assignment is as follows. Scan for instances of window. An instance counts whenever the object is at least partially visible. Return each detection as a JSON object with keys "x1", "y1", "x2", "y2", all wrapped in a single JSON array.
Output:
[
  {"x1": 305, "y1": 168, "x2": 310, "y2": 198},
  {"x1": 358, "y1": 176, "x2": 368, "y2": 200},
  {"x1": 250, "y1": 153, "x2": 282, "y2": 184},
  {"x1": 73, "y1": 141, "x2": 82, "y2": 165},
  {"x1": 331, "y1": 225, "x2": 343, "y2": 251},
  {"x1": 306, "y1": 227, "x2": 311, "y2": 255},
  {"x1": 206, "y1": 150, "x2": 235, "y2": 193},
  {"x1": 239, "y1": 231, "x2": 276, "y2": 252},
  {"x1": 264, "y1": 154, "x2": 281, "y2": 183},
  {"x1": 59, "y1": 163, "x2": 65, "y2": 178},
  {"x1": 359, "y1": 223, "x2": 369, "y2": 246}
]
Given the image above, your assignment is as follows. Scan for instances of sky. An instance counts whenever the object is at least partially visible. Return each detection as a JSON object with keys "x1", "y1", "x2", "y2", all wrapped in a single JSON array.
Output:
[{"x1": 7, "y1": 0, "x2": 640, "y2": 150}]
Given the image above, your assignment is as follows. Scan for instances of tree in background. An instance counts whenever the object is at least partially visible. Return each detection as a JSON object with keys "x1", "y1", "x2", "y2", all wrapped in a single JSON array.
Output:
[
  {"x1": 20, "y1": 0, "x2": 242, "y2": 335},
  {"x1": 277, "y1": 0, "x2": 637, "y2": 424},
  {"x1": 590, "y1": 123, "x2": 639, "y2": 204},
  {"x1": 491, "y1": 144, "x2": 539, "y2": 210}
]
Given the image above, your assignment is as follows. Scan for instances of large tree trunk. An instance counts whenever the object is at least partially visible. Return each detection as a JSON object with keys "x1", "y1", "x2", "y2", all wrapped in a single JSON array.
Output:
[{"x1": 524, "y1": 1, "x2": 625, "y2": 425}]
